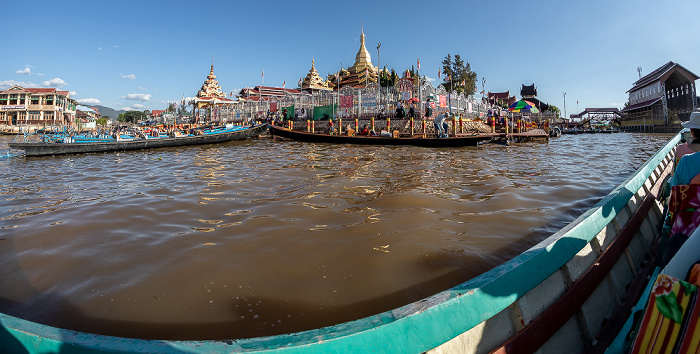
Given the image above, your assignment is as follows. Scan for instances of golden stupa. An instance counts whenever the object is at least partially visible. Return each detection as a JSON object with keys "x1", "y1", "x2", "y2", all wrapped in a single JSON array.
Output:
[{"x1": 332, "y1": 27, "x2": 378, "y2": 89}]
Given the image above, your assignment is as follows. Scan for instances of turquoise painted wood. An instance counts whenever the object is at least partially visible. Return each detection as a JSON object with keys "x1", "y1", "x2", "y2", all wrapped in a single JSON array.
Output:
[{"x1": 0, "y1": 133, "x2": 682, "y2": 353}]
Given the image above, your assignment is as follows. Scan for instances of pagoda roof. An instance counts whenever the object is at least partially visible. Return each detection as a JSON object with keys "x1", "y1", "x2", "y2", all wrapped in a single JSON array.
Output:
[{"x1": 520, "y1": 84, "x2": 537, "y2": 97}]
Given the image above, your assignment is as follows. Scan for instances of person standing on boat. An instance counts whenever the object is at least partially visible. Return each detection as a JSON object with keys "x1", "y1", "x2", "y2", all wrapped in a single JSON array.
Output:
[
  {"x1": 434, "y1": 113, "x2": 448, "y2": 138},
  {"x1": 425, "y1": 99, "x2": 433, "y2": 119}
]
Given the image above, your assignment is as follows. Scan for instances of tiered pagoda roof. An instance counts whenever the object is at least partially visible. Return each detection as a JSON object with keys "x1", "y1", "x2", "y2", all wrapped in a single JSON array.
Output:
[
  {"x1": 332, "y1": 28, "x2": 378, "y2": 89},
  {"x1": 301, "y1": 59, "x2": 332, "y2": 91},
  {"x1": 196, "y1": 63, "x2": 226, "y2": 100}
]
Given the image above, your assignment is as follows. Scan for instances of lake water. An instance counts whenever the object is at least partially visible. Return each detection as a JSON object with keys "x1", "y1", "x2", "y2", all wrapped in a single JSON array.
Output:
[{"x1": 0, "y1": 131, "x2": 674, "y2": 340}]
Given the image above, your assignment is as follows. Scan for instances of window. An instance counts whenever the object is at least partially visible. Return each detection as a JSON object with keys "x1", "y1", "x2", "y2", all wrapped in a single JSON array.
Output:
[
  {"x1": 30, "y1": 96, "x2": 40, "y2": 105},
  {"x1": 45, "y1": 95, "x2": 54, "y2": 105},
  {"x1": 44, "y1": 112, "x2": 54, "y2": 121},
  {"x1": 28, "y1": 111, "x2": 40, "y2": 120}
]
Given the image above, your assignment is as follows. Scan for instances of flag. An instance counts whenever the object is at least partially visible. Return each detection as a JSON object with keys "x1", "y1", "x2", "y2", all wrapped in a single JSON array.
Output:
[
  {"x1": 283, "y1": 81, "x2": 286, "y2": 88},
  {"x1": 261, "y1": 70, "x2": 264, "y2": 78},
  {"x1": 417, "y1": 58, "x2": 420, "y2": 71},
  {"x1": 438, "y1": 70, "x2": 441, "y2": 79},
  {"x1": 298, "y1": 77, "x2": 302, "y2": 86},
  {"x1": 446, "y1": 75, "x2": 451, "y2": 81}
]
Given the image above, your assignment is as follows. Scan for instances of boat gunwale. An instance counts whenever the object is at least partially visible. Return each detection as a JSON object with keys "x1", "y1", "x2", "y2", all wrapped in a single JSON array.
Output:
[{"x1": 0, "y1": 131, "x2": 683, "y2": 353}]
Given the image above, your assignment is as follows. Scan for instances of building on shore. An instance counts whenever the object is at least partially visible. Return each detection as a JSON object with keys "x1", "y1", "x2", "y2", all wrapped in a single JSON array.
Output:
[
  {"x1": 193, "y1": 62, "x2": 236, "y2": 123},
  {"x1": 621, "y1": 61, "x2": 698, "y2": 132},
  {"x1": 237, "y1": 86, "x2": 301, "y2": 103},
  {"x1": 486, "y1": 91, "x2": 516, "y2": 107},
  {"x1": 0, "y1": 85, "x2": 76, "y2": 126}
]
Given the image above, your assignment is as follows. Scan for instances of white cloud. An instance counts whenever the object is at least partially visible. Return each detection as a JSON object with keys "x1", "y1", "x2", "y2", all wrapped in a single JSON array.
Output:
[
  {"x1": 0, "y1": 80, "x2": 38, "y2": 90},
  {"x1": 138, "y1": 86, "x2": 147, "y2": 90},
  {"x1": 122, "y1": 106, "x2": 147, "y2": 111},
  {"x1": 42, "y1": 78, "x2": 67, "y2": 87},
  {"x1": 122, "y1": 93, "x2": 151, "y2": 101},
  {"x1": 15, "y1": 67, "x2": 31, "y2": 75},
  {"x1": 77, "y1": 98, "x2": 101, "y2": 105},
  {"x1": 69, "y1": 91, "x2": 77, "y2": 96},
  {"x1": 98, "y1": 47, "x2": 103, "y2": 51},
  {"x1": 425, "y1": 77, "x2": 436, "y2": 83},
  {"x1": 121, "y1": 74, "x2": 136, "y2": 80}
]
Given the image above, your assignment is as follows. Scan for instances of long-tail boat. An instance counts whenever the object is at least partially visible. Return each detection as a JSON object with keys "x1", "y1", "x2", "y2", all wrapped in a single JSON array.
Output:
[
  {"x1": 268, "y1": 124, "x2": 492, "y2": 147},
  {"x1": 8, "y1": 124, "x2": 268, "y2": 157}
]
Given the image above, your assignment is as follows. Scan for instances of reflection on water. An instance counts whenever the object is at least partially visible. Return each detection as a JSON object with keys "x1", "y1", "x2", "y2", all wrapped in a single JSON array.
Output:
[{"x1": 0, "y1": 132, "x2": 673, "y2": 339}]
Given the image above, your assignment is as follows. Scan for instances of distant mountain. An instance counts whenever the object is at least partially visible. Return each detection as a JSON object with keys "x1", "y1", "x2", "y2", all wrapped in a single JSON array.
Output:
[{"x1": 90, "y1": 105, "x2": 125, "y2": 121}]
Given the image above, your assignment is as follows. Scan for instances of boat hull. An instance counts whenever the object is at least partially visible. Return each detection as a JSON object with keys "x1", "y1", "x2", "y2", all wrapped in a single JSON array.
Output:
[
  {"x1": 8, "y1": 124, "x2": 268, "y2": 157},
  {"x1": 0, "y1": 131, "x2": 682, "y2": 353},
  {"x1": 268, "y1": 124, "x2": 491, "y2": 147}
]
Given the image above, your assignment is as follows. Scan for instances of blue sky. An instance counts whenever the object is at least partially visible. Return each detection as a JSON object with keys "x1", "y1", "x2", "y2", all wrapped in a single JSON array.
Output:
[{"x1": 3, "y1": 0, "x2": 698, "y2": 116}]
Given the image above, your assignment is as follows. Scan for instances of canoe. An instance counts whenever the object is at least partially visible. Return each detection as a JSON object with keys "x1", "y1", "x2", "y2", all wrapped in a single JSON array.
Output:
[
  {"x1": 0, "y1": 131, "x2": 682, "y2": 353},
  {"x1": 268, "y1": 124, "x2": 492, "y2": 147},
  {"x1": 8, "y1": 124, "x2": 268, "y2": 157}
]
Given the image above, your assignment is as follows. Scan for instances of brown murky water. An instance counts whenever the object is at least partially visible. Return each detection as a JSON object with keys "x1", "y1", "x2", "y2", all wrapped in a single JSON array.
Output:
[{"x1": 0, "y1": 132, "x2": 673, "y2": 340}]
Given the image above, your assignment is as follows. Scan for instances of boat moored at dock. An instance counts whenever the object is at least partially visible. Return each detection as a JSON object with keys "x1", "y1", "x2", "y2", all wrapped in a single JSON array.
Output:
[{"x1": 8, "y1": 124, "x2": 268, "y2": 157}]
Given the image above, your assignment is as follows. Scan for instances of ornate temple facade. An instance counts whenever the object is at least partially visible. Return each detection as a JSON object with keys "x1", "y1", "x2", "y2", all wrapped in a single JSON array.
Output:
[
  {"x1": 301, "y1": 59, "x2": 332, "y2": 92},
  {"x1": 328, "y1": 28, "x2": 378, "y2": 89},
  {"x1": 194, "y1": 62, "x2": 234, "y2": 110}
]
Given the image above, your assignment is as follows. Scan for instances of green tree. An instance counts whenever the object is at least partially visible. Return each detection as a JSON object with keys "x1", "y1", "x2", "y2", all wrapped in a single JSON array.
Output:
[
  {"x1": 96, "y1": 117, "x2": 108, "y2": 126},
  {"x1": 118, "y1": 111, "x2": 147, "y2": 124},
  {"x1": 441, "y1": 54, "x2": 477, "y2": 96},
  {"x1": 379, "y1": 67, "x2": 398, "y2": 87},
  {"x1": 548, "y1": 104, "x2": 561, "y2": 118}
]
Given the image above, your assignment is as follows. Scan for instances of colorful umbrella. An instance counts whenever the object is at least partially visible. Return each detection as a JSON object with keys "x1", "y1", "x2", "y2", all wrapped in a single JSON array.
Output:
[{"x1": 508, "y1": 100, "x2": 539, "y2": 113}]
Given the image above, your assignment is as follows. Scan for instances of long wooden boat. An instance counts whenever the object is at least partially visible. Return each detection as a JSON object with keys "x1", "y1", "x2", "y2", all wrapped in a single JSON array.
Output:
[
  {"x1": 8, "y1": 124, "x2": 268, "y2": 157},
  {"x1": 268, "y1": 124, "x2": 492, "y2": 147},
  {"x1": 0, "y1": 131, "x2": 682, "y2": 353}
]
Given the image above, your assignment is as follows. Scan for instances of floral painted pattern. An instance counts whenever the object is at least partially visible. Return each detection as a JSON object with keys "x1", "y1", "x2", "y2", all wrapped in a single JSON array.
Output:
[{"x1": 631, "y1": 273, "x2": 700, "y2": 353}]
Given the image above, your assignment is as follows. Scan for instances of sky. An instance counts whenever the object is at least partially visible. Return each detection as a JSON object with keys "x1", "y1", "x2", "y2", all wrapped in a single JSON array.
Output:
[{"x1": 2, "y1": 0, "x2": 699, "y2": 117}]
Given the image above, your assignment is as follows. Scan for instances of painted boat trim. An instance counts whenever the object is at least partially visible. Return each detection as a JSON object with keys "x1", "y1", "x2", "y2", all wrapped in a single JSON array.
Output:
[
  {"x1": 8, "y1": 124, "x2": 268, "y2": 157},
  {"x1": 0, "y1": 133, "x2": 682, "y2": 353},
  {"x1": 268, "y1": 124, "x2": 492, "y2": 147}
]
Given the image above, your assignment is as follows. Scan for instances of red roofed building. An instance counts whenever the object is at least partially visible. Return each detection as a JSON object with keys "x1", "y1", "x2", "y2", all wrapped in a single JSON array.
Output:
[
  {"x1": 237, "y1": 86, "x2": 301, "y2": 101},
  {"x1": 0, "y1": 85, "x2": 76, "y2": 126},
  {"x1": 150, "y1": 110, "x2": 166, "y2": 119},
  {"x1": 486, "y1": 91, "x2": 516, "y2": 107}
]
